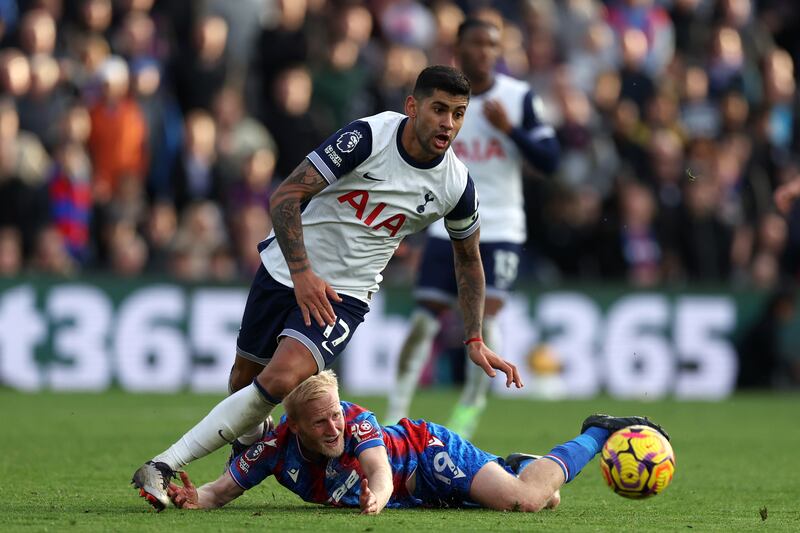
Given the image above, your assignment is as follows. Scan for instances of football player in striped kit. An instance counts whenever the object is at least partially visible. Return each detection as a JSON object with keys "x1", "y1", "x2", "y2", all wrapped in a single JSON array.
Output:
[
  {"x1": 165, "y1": 371, "x2": 668, "y2": 514},
  {"x1": 132, "y1": 65, "x2": 523, "y2": 511},
  {"x1": 386, "y1": 19, "x2": 560, "y2": 438}
]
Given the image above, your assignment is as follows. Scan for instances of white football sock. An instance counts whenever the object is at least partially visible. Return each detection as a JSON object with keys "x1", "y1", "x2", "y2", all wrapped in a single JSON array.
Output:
[
  {"x1": 456, "y1": 316, "x2": 500, "y2": 410},
  {"x1": 153, "y1": 383, "x2": 277, "y2": 470},
  {"x1": 228, "y1": 380, "x2": 265, "y2": 446},
  {"x1": 236, "y1": 422, "x2": 266, "y2": 446},
  {"x1": 385, "y1": 308, "x2": 441, "y2": 424}
]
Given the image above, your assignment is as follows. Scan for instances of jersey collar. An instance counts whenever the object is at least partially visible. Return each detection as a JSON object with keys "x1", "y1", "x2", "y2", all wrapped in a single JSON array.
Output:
[{"x1": 396, "y1": 117, "x2": 445, "y2": 170}]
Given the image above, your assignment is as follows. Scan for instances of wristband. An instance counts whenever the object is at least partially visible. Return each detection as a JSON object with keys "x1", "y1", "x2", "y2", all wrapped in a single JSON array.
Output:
[{"x1": 463, "y1": 337, "x2": 483, "y2": 346}]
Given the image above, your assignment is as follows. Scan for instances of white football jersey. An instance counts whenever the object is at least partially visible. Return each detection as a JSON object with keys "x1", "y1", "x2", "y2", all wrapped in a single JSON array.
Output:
[
  {"x1": 428, "y1": 73, "x2": 554, "y2": 243},
  {"x1": 259, "y1": 111, "x2": 479, "y2": 303}
]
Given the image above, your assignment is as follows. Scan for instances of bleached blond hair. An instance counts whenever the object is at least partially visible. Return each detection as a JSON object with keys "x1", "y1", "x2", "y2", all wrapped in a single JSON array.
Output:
[{"x1": 283, "y1": 370, "x2": 339, "y2": 420}]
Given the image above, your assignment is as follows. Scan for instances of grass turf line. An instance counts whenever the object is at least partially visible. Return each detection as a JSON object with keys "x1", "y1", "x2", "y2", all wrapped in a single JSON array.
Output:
[{"x1": 0, "y1": 390, "x2": 798, "y2": 532}]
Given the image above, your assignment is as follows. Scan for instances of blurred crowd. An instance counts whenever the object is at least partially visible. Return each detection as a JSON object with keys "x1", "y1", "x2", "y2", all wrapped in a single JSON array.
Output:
[{"x1": 0, "y1": 0, "x2": 799, "y2": 289}]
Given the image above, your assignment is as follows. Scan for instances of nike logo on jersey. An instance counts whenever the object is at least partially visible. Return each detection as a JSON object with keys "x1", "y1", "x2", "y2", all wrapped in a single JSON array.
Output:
[
  {"x1": 218, "y1": 429, "x2": 232, "y2": 444},
  {"x1": 321, "y1": 341, "x2": 333, "y2": 354},
  {"x1": 363, "y1": 172, "x2": 385, "y2": 181},
  {"x1": 288, "y1": 468, "x2": 300, "y2": 483}
]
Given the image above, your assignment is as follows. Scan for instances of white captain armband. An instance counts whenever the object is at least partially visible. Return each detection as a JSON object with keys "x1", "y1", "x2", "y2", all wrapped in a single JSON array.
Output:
[{"x1": 444, "y1": 175, "x2": 480, "y2": 240}]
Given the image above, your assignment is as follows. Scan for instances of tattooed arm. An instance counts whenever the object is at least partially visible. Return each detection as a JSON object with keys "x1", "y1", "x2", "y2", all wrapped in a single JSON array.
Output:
[
  {"x1": 452, "y1": 230, "x2": 523, "y2": 388},
  {"x1": 269, "y1": 159, "x2": 342, "y2": 327}
]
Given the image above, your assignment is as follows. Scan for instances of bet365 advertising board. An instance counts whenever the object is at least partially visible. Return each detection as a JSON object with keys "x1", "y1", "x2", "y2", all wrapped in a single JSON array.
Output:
[{"x1": 0, "y1": 277, "x2": 790, "y2": 398}]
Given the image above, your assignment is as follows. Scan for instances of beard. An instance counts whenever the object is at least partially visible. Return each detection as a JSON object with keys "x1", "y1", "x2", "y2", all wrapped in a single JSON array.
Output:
[{"x1": 317, "y1": 435, "x2": 345, "y2": 458}]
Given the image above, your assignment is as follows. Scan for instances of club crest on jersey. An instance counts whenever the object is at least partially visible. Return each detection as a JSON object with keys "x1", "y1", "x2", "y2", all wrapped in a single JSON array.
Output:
[
  {"x1": 336, "y1": 130, "x2": 363, "y2": 153},
  {"x1": 416, "y1": 192, "x2": 435, "y2": 213}
]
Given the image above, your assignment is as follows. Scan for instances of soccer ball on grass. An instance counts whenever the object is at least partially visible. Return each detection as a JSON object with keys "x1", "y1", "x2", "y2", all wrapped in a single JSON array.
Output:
[{"x1": 599, "y1": 425, "x2": 675, "y2": 499}]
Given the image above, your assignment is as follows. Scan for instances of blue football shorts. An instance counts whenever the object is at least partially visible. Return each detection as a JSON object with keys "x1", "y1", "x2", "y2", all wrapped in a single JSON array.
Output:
[
  {"x1": 236, "y1": 264, "x2": 369, "y2": 372},
  {"x1": 412, "y1": 421, "x2": 514, "y2": 507},
  {"x1": 414, "y1": 237, "x2": 522, "y2": 304}
]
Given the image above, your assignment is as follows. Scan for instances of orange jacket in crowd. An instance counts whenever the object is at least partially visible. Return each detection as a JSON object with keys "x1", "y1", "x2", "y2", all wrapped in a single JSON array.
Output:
[{"x1": 88, "y1": 97, "x2": 148, "y2": 200}]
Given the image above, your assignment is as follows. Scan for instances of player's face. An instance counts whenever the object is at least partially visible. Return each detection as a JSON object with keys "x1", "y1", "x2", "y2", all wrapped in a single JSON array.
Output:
[
  {"x1": 408, "y1": 89, "x2": 468, "y2": 158},
  {"x1": 456, "y1": 26, "x2": 501, "y2": 83},
  {"x1": 293, "y1": 389, "x2": 345, "y2": 459}
]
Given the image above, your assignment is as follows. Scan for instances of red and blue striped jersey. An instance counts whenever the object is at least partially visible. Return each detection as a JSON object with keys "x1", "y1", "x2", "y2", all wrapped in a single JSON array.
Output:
[{"x1": 228, "y1": 401, "x2": 437, "y2": 508}]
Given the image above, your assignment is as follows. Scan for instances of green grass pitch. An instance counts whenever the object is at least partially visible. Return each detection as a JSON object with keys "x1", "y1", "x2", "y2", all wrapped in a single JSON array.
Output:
[{"x1": 1, "y1": 390, "x2": 798, "y2": 531}]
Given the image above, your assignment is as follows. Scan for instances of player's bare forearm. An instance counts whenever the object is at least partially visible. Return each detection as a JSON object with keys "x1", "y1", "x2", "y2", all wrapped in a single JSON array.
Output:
[
  {"x1": 269, "y1": 159, "x2": 328, "y2": 274},
  {"x1": 359, "y1": 446, "x2": 393, "y2": 514},
  {"x1": 169, "y1": 471, "x2": 244, "y2": 510},
  {"x1": 194, "y1": 479, "x2": 239, "y2": 508},
  {"x1": 452, "y1": 230, "x2": 485, "y2": 338}
]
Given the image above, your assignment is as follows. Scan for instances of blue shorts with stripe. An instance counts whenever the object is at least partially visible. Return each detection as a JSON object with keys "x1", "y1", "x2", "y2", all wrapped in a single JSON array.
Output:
[
  {"x1": 236, "y1": 264, "x2": 369, "y2": 372},
  {"x1": 415, "y1": 237, "x2": 522, "y2": 304}
]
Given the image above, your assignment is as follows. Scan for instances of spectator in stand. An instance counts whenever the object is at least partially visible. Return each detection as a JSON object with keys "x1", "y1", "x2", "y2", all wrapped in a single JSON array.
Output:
[
  {"x1": 170, "y1": 109, "x2": 223, "y2": 211},
  {"x1": 46, "y1": 141, "x2": 92, "y2": 264},
  {"x1": 0, "y1": 226, "x2": 23, "y2": 276},
  {"x1": 106, "y1": 218, "x2": 148, "y2": 277},
  {"x1": 605, "y1": 0, "x2": 675, "y2": 79},
  {"x1": 32, "y1": 225, "x2": 76, "y2": 275},
  {"x1": 16, "y1": 8, "x2": 58, "y2": 56},
  {"x1": 129, "y1": 57, "x2": 182, "y2": 200},
  {"x1": 252, "y1": 0, "x2": 311, "y2": 114},
  {"x1": 212, "y1": 84, "x2": 276, "y2": 186},
  {"x1": 262, "y1": 65, "x2": 326, "y2": 178},
  {"x1": 17, "y1": 53, "x2": 70, "y2": 150},
  {"x1": 172, "y1": 14, "x2": 228, "y2": 114},
  {"x1": 617, "y1": 28, "x2": 655, "y2": 114},
  {"x1": 169, "y1": 200, "x2": 226, "y2": 281},
  {"x1": 143, "y1": 200, "x2": 177, "y2": 273},
  {"x1": 680, "y1": 65, "x2": 720, "y2": 140},
  {"x1": 599, "y1": 179, "x2": 663, "y2": 286},
  {"x1": 87, "y1": 56, "x2": 147, "y2": 204},
  {"x1": 0, "y1": 47, "x2": 31, "y2": 98}
]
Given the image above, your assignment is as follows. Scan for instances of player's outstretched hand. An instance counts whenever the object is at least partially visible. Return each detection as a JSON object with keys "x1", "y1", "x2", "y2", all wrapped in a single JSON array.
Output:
[
  {"x1": 291, "y1": 269, "x2": 342, "y2": 327},
  {"x1": 467, "y1": 342, "x2": 523, "y2": 388},
  {"x1": 359, "y1": 478, "x2": 380, "y2": 515},
  {"x1": 167, "y1": 471, "x2": 200, "y2": 510}
]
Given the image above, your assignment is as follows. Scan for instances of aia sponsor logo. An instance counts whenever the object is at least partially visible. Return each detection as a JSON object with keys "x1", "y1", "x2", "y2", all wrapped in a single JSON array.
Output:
[
  {"x1": 338, "y1": 190, "x2": 407, "y2": 236},
  {"x1": 452, "y1": 138, "x2": 506, "y2": 162}
]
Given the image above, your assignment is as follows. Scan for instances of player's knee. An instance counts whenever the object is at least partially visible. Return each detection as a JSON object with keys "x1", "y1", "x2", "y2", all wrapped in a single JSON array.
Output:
[
  {"x1": 545, "y1": 490, "x2": 561, "y2": 510},
  {"x1": 229, "y1": 360, "x2": 261, "y2": 392},
  {"x1": 256, "y1": 369, "x2": 305, "y2": 399},
  {"x1": 513, "y1": 490, "x2": 552, "y2": 513}
]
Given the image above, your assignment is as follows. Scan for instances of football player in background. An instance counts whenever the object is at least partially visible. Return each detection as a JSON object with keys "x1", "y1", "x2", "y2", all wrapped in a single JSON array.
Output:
[
  {"x1": 386, "y1": 19, "x2": 559, "y2": 437},
  {"x1": 132, "y1": 65, "x2": 523, "y2": 510},
  {"x1": 166, "y1": 371, "x2": 669, "y2": 513}
]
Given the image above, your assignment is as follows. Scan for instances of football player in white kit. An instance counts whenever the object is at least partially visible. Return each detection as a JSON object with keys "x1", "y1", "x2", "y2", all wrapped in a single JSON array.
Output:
[
  {"x1": 131, "y1": 65, "x2": 523, "y2": 511},
  {"x1": 386, "y1": 19, "x2": 560, "y2": 438}
]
